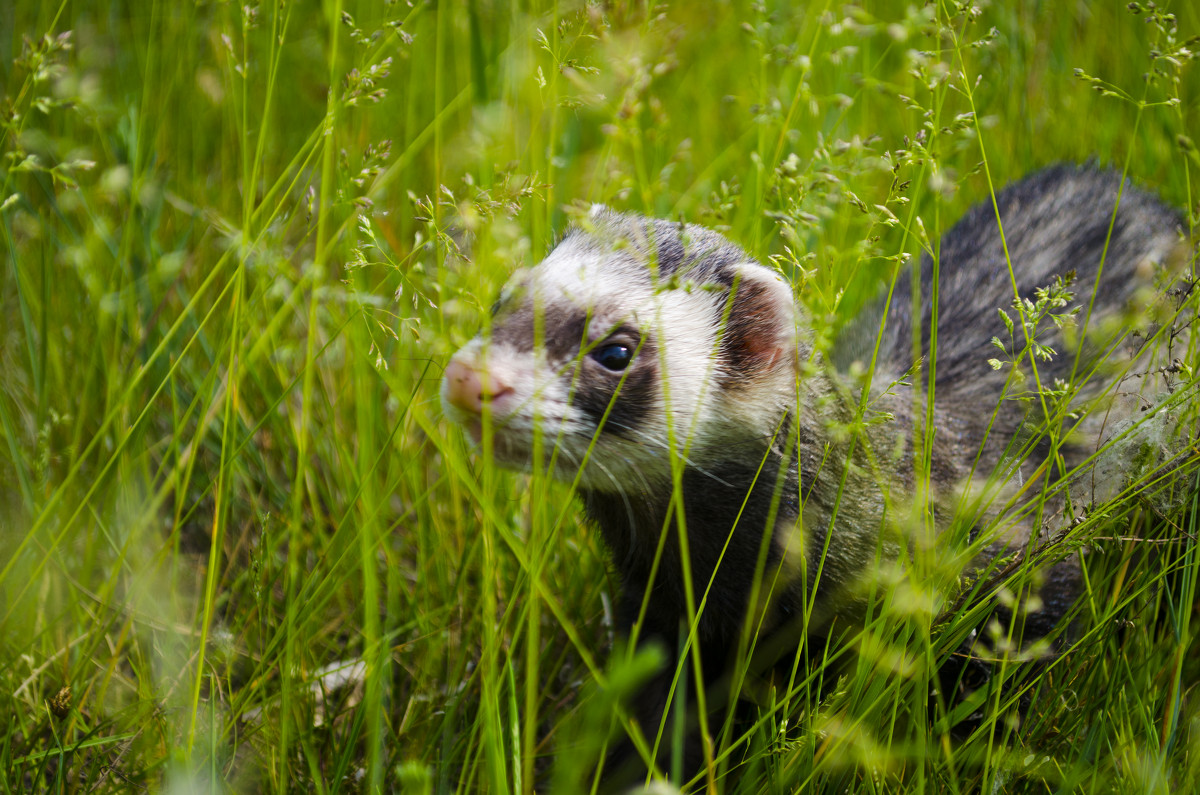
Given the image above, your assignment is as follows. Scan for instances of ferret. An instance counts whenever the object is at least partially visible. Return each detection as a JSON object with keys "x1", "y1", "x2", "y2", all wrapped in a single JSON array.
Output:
[{"x1": 441, "y1": 164, "x2": 1193, "y2": 784}]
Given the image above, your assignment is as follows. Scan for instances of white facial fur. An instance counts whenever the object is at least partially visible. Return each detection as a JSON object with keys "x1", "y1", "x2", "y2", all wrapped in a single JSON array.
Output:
[{"x1": 442, "y1": 210, "x2": 798, "y2": 494}]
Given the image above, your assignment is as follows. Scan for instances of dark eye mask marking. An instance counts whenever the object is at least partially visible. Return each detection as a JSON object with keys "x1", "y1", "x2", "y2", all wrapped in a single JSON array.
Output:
[{"x1": 572, "y1": 335, "x2": 657, "y2": 439}]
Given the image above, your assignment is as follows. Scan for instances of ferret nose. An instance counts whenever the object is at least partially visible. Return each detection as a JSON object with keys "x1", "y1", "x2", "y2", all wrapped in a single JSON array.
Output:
[{"x1": 442, "y1": 357, "x2": 514, "y2": 415}]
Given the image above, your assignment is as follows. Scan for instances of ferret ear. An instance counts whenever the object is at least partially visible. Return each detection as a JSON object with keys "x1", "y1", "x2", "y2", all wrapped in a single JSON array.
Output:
[{"x1": 720, "y1": 262, "x2": 798, "y2": 385}]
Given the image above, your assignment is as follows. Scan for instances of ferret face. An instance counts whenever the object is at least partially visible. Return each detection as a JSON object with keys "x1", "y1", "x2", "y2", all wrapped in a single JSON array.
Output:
[{"x1": 442, "y1": 208, "x2": 798, "y2": 493}]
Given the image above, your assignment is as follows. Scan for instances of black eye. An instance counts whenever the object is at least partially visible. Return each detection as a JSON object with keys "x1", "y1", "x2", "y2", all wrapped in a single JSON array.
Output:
[{"x1": 591, "y1": 342, "x2": 634, "y2": 371}]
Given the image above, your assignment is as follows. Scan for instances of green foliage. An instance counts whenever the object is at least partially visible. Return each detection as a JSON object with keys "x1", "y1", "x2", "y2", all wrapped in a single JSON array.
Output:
[{"x1": 1, "y1": 1, "x2": 1198, "y2": 792}]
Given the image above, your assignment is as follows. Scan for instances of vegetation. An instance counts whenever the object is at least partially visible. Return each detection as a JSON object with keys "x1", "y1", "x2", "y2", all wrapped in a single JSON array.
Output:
[{"x1": 1, "y1": 0, "x2": 1199, "y2": 791}]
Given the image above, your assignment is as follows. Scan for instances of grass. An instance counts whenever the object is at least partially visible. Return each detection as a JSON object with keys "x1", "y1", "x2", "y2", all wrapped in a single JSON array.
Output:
[{"x1": 2, "y1": 0, "x2": 1200, "y2": 792}]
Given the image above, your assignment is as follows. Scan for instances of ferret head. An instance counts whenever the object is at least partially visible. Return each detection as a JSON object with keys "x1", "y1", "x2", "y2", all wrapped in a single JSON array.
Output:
[{"x1": 441, "y1": 207, "x2": 798, "y2": 493}]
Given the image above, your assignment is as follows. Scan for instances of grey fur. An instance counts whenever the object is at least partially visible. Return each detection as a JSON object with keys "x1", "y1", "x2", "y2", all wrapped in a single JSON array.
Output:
[{"x1": 442, "y1": 165, "x2": 1195, "y2": 783}]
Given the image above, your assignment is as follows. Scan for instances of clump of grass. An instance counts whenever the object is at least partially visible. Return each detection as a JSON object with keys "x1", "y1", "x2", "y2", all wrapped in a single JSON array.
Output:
[{"x1": 1, "y1": 1, "x2": 1198, "y2": 792}]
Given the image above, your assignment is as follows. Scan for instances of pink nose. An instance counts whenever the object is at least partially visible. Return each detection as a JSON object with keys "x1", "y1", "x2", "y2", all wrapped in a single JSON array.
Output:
[{"x1": 442, "y1": 358, "x2": 514, "y2": 414}]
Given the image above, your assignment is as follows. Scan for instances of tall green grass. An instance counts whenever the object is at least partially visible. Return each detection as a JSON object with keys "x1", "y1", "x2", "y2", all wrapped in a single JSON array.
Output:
[{"x1": 1, "y1": 0, "x2": 1198, "y2": 792}]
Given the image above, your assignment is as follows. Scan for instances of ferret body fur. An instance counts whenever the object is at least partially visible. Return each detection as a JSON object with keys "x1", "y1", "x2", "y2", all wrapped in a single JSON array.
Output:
[{"x1": 441, "y1": 164, "x2": 1192, "y2": 783}]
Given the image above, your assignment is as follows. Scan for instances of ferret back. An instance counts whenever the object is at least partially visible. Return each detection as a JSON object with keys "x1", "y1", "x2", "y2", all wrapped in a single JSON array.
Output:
[{"x1": 885, "y1": 165, "x2": 1185, "y2": 395}]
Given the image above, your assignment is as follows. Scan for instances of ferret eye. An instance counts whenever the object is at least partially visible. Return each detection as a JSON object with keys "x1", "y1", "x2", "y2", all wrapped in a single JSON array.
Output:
[{"x1": 591, "y1": 343, "x2": 634, "y2": 372}]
